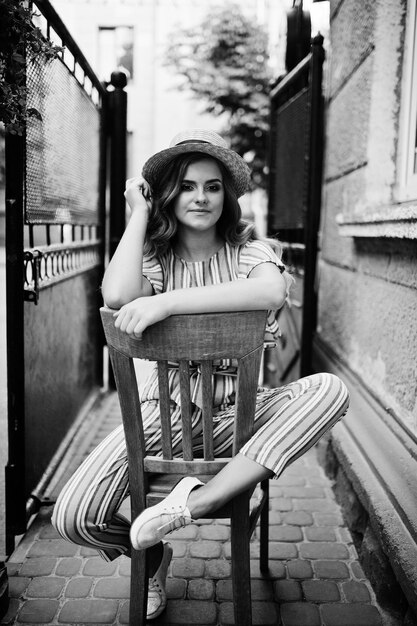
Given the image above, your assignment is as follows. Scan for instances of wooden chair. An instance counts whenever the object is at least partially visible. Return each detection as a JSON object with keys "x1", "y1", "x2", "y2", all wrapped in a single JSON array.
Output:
[{"x1": 100, "y1": 307, "x2": 271, "y2": 626}]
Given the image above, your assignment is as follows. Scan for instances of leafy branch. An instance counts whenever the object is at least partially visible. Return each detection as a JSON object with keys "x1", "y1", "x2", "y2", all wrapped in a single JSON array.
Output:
[
  {"x1": 0, "y1": 0, "x2": 63, "y2": 135},
  {"x1": 164, "y1": 4, "x2": 271, "y2": 188}
]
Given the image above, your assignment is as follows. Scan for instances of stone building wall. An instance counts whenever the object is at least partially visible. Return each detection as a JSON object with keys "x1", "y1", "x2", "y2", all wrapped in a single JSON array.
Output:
[{"x1": 315, "y1": 0, "x2": 417, "y2": 622}]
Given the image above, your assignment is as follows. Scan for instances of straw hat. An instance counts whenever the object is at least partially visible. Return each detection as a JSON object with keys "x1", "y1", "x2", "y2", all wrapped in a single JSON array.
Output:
[{"x1": 142, "y1": 129, "x2": 252, "y2": 198}]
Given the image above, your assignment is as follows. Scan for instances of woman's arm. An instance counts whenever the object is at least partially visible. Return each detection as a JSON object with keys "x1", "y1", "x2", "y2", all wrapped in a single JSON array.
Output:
[
  {"x1": 114, "y1": 262, "x2": 287, "y2": 337},
  {"x1": 101, "y1": 178, "x2": 153, "y2": 307}
]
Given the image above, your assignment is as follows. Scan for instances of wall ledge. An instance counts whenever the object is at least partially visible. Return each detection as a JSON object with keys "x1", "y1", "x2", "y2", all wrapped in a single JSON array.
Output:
[
  {"x1": 336, "y1": 203, "x2": 417, "y2": 238},
  {"x1": 313, "y1": 336, "x2": 417, "y2": 616}
]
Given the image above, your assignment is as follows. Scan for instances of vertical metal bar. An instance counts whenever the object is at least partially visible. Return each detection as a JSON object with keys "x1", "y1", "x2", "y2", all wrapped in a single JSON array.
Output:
[
  {"x1": 96, "y1": 85, "x2": 109, "y2": 388},
  {"x1": 109, "y1": 70, "x2": 127, "y2": 261},
  {"x1": 300, "y1": 35, "x2": 325, "y2": 377},
  {"x1": 107, "y1": 70, "x2": 128, "y2": 389},
  {"x1": 5, "y1": 131, "x2": 27, "y2": 553}
]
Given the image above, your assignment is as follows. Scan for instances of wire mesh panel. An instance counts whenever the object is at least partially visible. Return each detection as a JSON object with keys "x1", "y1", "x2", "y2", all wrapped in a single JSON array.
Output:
[
  {"x1": 26, "y1": 55, "x2": 101, "y2": 225},
  {"x1": 269, "y1": 88, "x2": 310, "y2": 232}
]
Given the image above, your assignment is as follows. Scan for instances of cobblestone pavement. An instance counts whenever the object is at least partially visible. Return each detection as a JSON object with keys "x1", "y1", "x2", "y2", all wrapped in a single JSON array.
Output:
[{"x1": 1, "y1": 393, "x2": 386, "y2": 626}]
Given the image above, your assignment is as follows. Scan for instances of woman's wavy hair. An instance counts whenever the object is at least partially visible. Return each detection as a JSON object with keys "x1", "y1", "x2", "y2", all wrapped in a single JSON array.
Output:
[{"x1": 144, "y1": 153, "x2": 283, "y2": 260}]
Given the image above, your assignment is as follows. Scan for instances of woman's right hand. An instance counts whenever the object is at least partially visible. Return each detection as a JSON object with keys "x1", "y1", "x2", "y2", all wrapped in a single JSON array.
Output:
[{"x1": 124, "y1": 176, "x2": 153, "y2": 215}]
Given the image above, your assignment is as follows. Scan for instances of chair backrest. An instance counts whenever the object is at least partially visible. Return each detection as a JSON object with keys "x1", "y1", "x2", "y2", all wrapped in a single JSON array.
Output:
[{"x1": 100, "y1": 308, "x2": 267, "y2": 477}]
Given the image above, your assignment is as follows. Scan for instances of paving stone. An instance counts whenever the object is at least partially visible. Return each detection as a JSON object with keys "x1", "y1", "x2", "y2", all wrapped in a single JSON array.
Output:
[
  {"x1": 205, "y1": 559, "x2": 231, "y2": 579},
  {"x1": 350, "y1": 561, "x2": 367, "y2": 579},
  {"x1": 269, "y1": 525, "x2": 303, "y2": 542},
  {"x1": 342, "y1": 580, "x2": 371, "y2": 602},
  {"x1": 19, "y1": 558, "x2": 57, "y2": 577},
  {"x1": 5, "y1": 563, "x2": 20, "y2": 576},
  {"x1": 172, "y1": 557, "x2": 205, "y2": 579},
  {"x1": 268, "y1": 542, "x2": 298, "y2": 560},
  {"x1": 194, "y1": 518, "x2": 213, "y2": 525},
  {"x1": 188, "y1": 578, "x2": 215, "y2": 600},
  {"x1": 39, "y1": 525, "x2": 61, "y2": 540},
  {"x1": 64, "y1": 577, "x2": 93, "y2": 598},
  {"x1": 219, "y1": 601, "x2": 278, "y2": 625},
  {"x1": 26, "y1": 576, "x2": 65, "y2": 598},
  {"x1": 8, "y1": 576, "x2": 30, "y2": 598},
  {"x1": 55, "y1": 557, "x2": 83, "y2": 576},
  {"x1": 266, "y1": 511, "x2": 281, "y2": 524},
  {"x1": 274, "y1": 580, "x2": 302, "y2": 602},
  {"x1": 82, "y1": 556, "x2": 117, "y2": 576},
  {"x1": 94, "y1": 576, "x2": 130, "y2": 598},
  {"x1": 164, "y1": 599, "x2": 217, "y2": 624},
  {"x1": 118, "y1": 556, "x2": 131, "y2": 576},
  {"x1": 282, "y1": 487, "x2": 326, "y2": 498},
  {"x1": 302, "y1": 580, "x2": 340, "y2": 602},
  {"x1": 321, "y1": 603, "x2": 382, "y2": 625},
  {"x1": 275, "y1": 475, "x2": 306, "y2": 487},
  {"x1": 293, "y1": 498, "x2": 336, "y2": 512},
  {"x1": 286, "y1": 559, "x2": 313, "y2": 579},
  {"x1": 282, "y1": 511, "x2": 313, "y2": 526},
  {"x1": 299, "y1": 542, "x2": 349, "y2": 559},
  {"x1": 314, "y1": 513, "x2": 344, "y2": 526},
  {"x1": 17, "y1": 599, "x2": 59, "y2": 623},
  {"x1": 167, "y1": 577, "x2": 187, "y2": 598},
  {"x1": 189, "y1": 540, "x2": 222, "y2": 559},
  {"x1": 338, "y1": 526, "x2": 354, "y2": 543},
  {"x1": 79, "y1": 546, "x2": 99, "y2": 556},
  {"x1": 27, "y1": 539, "x2": 78, "y2": 558},
  {"x1": 308, "y1": 475, "x2": 332, "y2": 487},
  {"x1": 305, "y1": 526, "x2": 337, "y2": 541},
  {"x1": 58, "y1": 599, "x2": 119, "y2": 623},
  {"x1": 280, "y1": 601, "x2": 321, "y2": 626},
  {"x1": 170, "y1": 540, "x2": 188, "y2": 558},
  {"x1": 313, "y1": 560, "x2": 350, "y2": 579},
  {"x1": 270, "y1": 498, "x2": 293, "y2": 512},
  {"x1": 199, "y1": 524, "x2": 230, "y2": 541}
]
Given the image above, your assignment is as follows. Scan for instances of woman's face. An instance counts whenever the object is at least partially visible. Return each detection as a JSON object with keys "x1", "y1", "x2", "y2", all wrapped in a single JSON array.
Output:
[{"x1": 173, "y1": 158, "x2": 224, "y2": 235}]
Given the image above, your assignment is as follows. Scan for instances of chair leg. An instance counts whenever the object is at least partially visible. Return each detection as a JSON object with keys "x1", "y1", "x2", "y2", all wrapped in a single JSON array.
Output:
[
  {"x1": 260, "y1": 479, "x2": 269, "y2": 574},
  {"x1": 129, "y1": 548, "x2": 148, "y2": 626},
  {"x1": 231, "y1": 491, "x2": 252, "y2": 626}
]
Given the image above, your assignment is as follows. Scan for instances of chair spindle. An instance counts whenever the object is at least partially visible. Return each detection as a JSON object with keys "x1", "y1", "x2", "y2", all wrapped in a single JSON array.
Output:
[
  {"x1": 179, "y1": 360, "x2": 193, "y2": 461},
  {"x1": 201, "y1": 360, "x2": 214, "y2": 460},
  {"x1": 157, "y1": 361, "x2": 173, "y2": 459}
]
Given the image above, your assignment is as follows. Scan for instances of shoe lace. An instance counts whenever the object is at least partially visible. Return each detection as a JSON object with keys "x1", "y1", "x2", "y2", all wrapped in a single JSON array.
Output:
[{"x1": 156, "y1": 505, "x2": 190, "y2": 534}]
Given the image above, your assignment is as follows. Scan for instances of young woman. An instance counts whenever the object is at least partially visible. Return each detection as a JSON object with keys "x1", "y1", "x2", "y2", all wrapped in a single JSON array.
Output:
[{"x1": 52, "y1": 129, "x2": 349, "y2": 620}]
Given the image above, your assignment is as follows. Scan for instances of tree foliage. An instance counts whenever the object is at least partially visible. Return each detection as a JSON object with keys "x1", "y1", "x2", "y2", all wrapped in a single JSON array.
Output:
[
  {"x1": 164, "y1": 4, "x2": 271, "y2": 189},
  {"x1": 0, "y1": 0, "x2": 62, "y2": 135}
]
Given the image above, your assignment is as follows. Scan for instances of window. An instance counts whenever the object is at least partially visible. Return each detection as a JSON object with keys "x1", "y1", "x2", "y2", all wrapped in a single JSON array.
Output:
[{"x1": 396, "y1": 0, "x2": 417, "y2": 201}]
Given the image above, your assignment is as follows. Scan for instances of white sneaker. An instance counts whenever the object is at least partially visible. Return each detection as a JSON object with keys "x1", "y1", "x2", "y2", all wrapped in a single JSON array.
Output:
[
  {"x1": 130, "y1": 477, "x2": 203, "y2": 550},
  {"x1": 147, "y1": 541, "x2": 173, "y2": 620}
]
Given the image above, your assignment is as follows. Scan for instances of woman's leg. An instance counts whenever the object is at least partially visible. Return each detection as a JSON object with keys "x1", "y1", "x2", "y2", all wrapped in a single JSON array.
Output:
[
  {"x1": 52, "y1": 419, "x2": 163, "y2": 573},
  {"x1": 189, "y1": 372, "x2": 349, "y2": 517},
  {"x1": 130, "y1": 372, "x2": 349, "y2": 548},
  {"x1": 52, "y1": 424, "x2": 131, "y2": 561}
]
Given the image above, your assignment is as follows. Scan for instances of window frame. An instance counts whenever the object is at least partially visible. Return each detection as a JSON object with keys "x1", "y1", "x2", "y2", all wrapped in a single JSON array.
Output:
[{"x1": 395, "y1": 0, "x2": 417, "y2": 202}]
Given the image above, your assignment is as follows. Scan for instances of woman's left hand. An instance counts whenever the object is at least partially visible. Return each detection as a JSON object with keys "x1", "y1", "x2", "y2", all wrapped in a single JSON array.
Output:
[{"x1": 113, "y1": 295, "x2": 170, "y2": 338}]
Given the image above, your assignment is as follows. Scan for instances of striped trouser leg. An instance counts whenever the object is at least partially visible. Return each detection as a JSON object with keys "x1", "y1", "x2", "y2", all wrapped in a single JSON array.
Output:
[
  {"x1": 212, "y1": 372, "x2": 349, "y2": 478},
  {"x1": 51, "y1": 401, "x2": 167, "y2": 561},
  {"x1": 51, "y1": 424, "x2": 131, "y2": 561}
]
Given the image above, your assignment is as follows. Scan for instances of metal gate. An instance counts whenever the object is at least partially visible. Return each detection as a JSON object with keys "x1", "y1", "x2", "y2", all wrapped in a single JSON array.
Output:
[
  {"x1": 265, "y1": 35, "x2": 325, "y2": 385},
  {"x1": 4, "y1": 0, "x2": 125, "y2": 553}
]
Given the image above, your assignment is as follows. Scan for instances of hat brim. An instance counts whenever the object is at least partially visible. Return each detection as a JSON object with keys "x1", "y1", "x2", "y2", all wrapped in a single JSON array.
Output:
[{"x1": 142, "y1": 143, "x2": 252, "y2": 198}]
